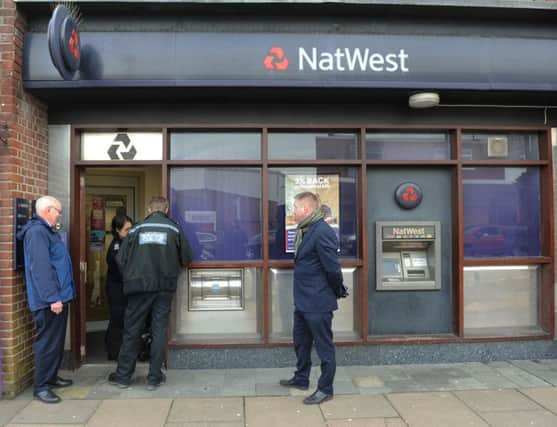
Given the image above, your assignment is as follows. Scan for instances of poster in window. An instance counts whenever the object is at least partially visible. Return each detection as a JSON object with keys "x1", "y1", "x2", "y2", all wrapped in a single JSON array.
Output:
[
  {"x1": 89, "y1": 196, "x2": 106, "y2": 251},
  {"x1": 285, "y1": 174, "x2": 340, "y2": 253}
]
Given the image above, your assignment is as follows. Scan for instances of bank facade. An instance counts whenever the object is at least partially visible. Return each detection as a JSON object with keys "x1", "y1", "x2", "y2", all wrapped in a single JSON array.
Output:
[{"x1": 1, "y1": 0, "x2": 557, "y2": 397}]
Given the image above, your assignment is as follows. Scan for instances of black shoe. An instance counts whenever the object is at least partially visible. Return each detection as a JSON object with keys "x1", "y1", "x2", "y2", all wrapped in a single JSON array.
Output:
[
  {"x1": 146, "y1": 373, "x2": 166, "y2": 391},
  {"x1": 47, "y1": 376, "x2": 73, "y2": 388},
  {"x1": 303, "y1": 390, "x2": 333, "y2": 405},
  {"x1": 34, "y1": 390, "x2": 61, "y2": 404},
  {"x1": 279, "y1": 378, "x2": 309, "y2": 391},
  {"x1": 108, "y1": 372, "x2": 130, "y2": 389}
]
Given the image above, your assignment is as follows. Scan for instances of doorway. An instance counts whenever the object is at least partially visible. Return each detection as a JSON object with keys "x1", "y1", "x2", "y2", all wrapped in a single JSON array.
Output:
[{"x1": 81, "y1": 166, "x2": 162, "y2": 363}]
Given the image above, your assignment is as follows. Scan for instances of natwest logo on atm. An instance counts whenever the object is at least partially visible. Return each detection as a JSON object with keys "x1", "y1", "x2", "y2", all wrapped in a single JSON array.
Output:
[{"x1": 263, "y1": 45, "x2": 409, "y2": 73}]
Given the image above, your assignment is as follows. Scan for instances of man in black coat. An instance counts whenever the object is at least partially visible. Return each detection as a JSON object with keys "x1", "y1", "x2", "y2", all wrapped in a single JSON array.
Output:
[
  {"x1": 108, "y1": 196, "x2": 192, "y2": 390},
  {"x1": 280, "y1": 191, "x2": 346, "y2": 405}
]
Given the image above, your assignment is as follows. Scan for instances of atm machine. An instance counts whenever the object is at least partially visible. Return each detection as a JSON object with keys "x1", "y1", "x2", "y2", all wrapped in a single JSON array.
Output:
[{"x1": 376, "y1": 221, "x2": 441, "y2": 290}]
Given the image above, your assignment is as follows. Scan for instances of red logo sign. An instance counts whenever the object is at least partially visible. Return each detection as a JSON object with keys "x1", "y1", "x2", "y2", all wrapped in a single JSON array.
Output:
[
  {"x1": 402, "y1": 186, "x2": 418, "y2": 202},
  {"x1": 68, "y1": 29, "x2": 80, "y2": 59},
  {"x1": 263, "y1": 47, "x2": 289, "y2": 71}
]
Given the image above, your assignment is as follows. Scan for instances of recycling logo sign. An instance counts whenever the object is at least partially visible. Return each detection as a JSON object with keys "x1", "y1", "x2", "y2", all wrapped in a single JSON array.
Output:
[
  {"x1": 81, "y1": 132, "x2": 163, "y2": 161},
  {"x1": 107, "y1": 133, "x2": 137, "y2": 160}
]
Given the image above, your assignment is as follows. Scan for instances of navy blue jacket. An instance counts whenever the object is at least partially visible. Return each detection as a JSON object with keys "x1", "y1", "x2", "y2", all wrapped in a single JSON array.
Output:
[
  {"x1": 17, "y1": 216, "x2": 76, "y2": 312},
  {"x1": 293, "y1": 219, "x2": 343, "y2": 313}
]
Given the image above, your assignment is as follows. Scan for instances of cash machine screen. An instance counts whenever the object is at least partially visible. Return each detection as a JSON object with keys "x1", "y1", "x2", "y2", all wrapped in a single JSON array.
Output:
[{"x1": 382, "y1": 252, "x2": 403, "y2": 281}]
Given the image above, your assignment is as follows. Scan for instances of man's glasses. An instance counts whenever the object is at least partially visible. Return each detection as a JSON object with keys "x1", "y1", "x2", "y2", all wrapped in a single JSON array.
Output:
[{"x1": 50, "y1": 206, "x2": 62, "y2": 215}]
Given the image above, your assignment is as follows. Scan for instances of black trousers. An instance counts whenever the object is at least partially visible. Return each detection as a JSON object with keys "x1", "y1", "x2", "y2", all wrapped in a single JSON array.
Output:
[
  {"x1": 105, "y1": 280, "x2": 127, "y2": 360},
  {"x1": 32, "y1": 305, "x2": 69, "y2": 393},
  {"x1": 292, "y1": 310, "x2": 336, "y2": 395},
  {"x1": 115, "y1": 291, "x2": 173, "y2": 384}
]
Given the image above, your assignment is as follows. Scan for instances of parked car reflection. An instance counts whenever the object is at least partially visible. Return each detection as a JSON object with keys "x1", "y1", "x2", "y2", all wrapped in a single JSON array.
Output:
[{"x1": 464, "y1": 224, "x2": 528, "y2": 257}]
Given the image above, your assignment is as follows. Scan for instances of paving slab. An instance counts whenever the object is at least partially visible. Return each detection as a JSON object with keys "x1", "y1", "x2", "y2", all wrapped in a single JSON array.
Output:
[
  {"x1": 0, "y1": 400, "x2": 30, "y2": 426},
  {"x1": 486, "y1": 361, "x2": 550, "y2": 388},
  {"x1": 9, "y1": 399, "x2": 99, "y2": 425},
  {"x1": 86, "y1": 398, "x2": 172, "y2": 427},
  {"x1": 245, "y1": 396, "x2": 326, "y2": 427},
  {"x1": 327, "y1": 419, "x2": 407, "y2": 427},
  {"x1": 167, "y1": 398, "x2": 243, "y2": 423},
  {"x1": 5, "y1": 424, "x2": 84, "y2": 427},
  {"x1": 387, "y1": 391, "x2": 489, "y2": 427},
  {"x1": 331, "y1": 380, "x2": 359, "y2": 395},
  {"x1": 165, "y1": 423, "x2": 244, "y2": 427},
  {"x1": 510, "y1": 360, "x2": 557, "y2": 386},
  {"x1": 520, "y1": 387, "x2": 557, "y2": 414},
  {"x1": 480, "y1": 410, "x2": 557, "y2": 427},
  {"x1": 319, "y1": 394, "x2": 398, "y2": 419},
  {"x1": 454, "y1": 389, "x2": 542, "y2": 412},
  {"x1": 352, "y1": 375, "x2": 384, "y2": 388},
  {"x1": 254, "y1": 382, "x2": 290, "y2": 396}
]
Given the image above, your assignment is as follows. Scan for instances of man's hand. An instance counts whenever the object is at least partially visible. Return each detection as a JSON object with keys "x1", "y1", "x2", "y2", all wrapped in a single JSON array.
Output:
[{"x1": 50, "y1": 301, "x2": 63, "y2": 314}]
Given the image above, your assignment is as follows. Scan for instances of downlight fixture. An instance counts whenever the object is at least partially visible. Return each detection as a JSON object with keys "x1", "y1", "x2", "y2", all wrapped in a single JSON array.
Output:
[{"x1": 408, "y1": 92, "x2": 440, "y2": 109}]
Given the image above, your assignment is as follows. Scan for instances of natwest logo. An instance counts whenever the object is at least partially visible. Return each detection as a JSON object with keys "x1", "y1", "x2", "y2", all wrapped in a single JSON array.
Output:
[
  {"x1": 263, "y1": 47, "x2": 289, "y2": 71},
  {"x1": 263, "y1": 45, "x2": 410, "y2": 73}
]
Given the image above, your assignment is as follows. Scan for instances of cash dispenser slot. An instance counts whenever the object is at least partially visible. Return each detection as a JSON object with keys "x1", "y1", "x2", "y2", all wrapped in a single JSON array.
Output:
[{"x1": 376, "y1": 221, "x2": 441, "y2": 291}]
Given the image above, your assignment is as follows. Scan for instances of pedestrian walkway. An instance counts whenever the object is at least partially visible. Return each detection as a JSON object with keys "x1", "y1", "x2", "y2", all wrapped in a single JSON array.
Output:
[{"x1": 3, "y1": 359, "x2": 557, "y2": 426}]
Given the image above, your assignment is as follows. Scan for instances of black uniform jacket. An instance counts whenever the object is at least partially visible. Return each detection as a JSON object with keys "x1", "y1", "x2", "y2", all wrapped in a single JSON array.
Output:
[{"x1": 116, "y1": 211, "x2": 192, "y2": 295}]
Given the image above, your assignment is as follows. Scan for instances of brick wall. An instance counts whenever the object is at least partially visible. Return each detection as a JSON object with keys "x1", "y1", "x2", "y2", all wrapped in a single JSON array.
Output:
[{"x1": 0, "y1": 0, "x2": 48, "y2": 397}]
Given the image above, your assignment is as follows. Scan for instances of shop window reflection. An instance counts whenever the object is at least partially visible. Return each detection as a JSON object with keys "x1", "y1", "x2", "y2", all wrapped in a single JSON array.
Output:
[
  {"x1": 463, "y1": 167, "x2": 541, "y2": 258},
  {"x1": 366, "y1": 132, "x2": 450, "y2": 160},
  {"x1": 268, "y1": 132, "x2": 359, "y2": 160},
  {"x1": 169, "y1": 168, "x2": 262, "y2": 261}
]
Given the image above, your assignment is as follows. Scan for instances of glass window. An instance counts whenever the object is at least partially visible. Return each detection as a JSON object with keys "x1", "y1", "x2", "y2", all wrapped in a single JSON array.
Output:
[
  {"x1": 464, "y1": 266, "x2": 543, "y2": 336},
  {"x1": 268, "y1": 167, "x2": 359, "y2": 259},
  {"x1": 169, "y1": 167, "x2": 262, "y2": 261},
  {"x1": 268, "y1": 132, "x2": 359, "y2": 160},
  {"x1": 461, "y1": 132, "x2": 539, "y2": 160},
  {"x1": 269, "y1": 267, "x2": 359, "y2": 342},
  {"x1": 366, "y1": 131, "x2": 450, "y2": 160},
  {"x1": 173, "y1": 268, "x2": 263, "y2": 343},
  {"x1": 463, "y1": 167, "x2": 541, "y2": 258},
  {"x1": 170, "y1": 132, "x2": 261, "y2": 160}
]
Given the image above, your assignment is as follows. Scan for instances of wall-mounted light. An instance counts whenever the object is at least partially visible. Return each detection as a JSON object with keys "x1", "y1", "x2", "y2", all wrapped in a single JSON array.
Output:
[
  {"x1": 408, "y1": 92, "x2": 440, "y2": 109},
  {"x1": 408, "y1": 92, "x2": 439, "y2": 108}
]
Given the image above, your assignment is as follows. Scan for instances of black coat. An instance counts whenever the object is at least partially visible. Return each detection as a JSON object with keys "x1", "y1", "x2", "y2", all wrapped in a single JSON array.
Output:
[
  {"x1": 116, "y1": 211, "x2": 192, "y2": 295},
  {"x1": 293, "y1": 219, "x2": 343, "y2": 313}
]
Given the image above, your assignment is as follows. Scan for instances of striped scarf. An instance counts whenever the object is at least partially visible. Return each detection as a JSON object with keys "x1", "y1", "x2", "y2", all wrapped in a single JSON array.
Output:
[{"x1": 294, "y1": 209, "x2": 324, "y2": 256}]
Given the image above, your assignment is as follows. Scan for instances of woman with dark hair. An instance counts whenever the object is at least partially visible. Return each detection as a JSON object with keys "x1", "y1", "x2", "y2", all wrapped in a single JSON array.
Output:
[{"x1": 105, "y1": 213, "x2": 133, "y2": 360}]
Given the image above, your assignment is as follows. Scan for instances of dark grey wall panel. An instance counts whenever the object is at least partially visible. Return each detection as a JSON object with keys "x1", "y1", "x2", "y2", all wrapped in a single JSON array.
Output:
[
  {"x1": 47, "y1": 103, "x2": 551, "y2": 127},
  {"x1": 367, "y1": 167, "x2": 453, "y2": 335}
]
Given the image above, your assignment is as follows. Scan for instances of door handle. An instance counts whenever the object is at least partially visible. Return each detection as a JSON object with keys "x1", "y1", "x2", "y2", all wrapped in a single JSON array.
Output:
[{"x1": 80, "y1": 261, "x2": 87, "y2": 283}]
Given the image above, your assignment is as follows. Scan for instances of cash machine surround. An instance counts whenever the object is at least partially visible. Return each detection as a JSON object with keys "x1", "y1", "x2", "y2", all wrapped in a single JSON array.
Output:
[{"x1": 376, "y1": 221, "x2": 441, "y2": 291}]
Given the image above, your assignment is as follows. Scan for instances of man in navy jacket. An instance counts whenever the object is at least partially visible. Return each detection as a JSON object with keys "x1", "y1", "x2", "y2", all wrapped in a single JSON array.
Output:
[
  {"x1": 280, "y1": 191, "x2": 345, "y2": 405},
  {"x1": 17, "y1": 196, "x2": 76, "y2": 404}
]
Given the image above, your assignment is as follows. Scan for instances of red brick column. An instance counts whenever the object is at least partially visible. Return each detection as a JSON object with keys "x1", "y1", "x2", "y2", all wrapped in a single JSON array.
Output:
[{"x1": 0, "y1": 0, "x2": 48, "y2": 397}]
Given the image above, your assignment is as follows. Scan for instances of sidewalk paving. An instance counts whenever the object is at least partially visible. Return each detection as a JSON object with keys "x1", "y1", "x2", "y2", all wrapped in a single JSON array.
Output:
[{"x1": 2, "y1": 359, "x2": 557, "y2": 426}]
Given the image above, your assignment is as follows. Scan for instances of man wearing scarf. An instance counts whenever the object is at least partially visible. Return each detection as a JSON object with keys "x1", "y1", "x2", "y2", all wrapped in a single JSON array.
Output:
[{"x1": 279, "y1": 191, "x2": 345, "y2": 405}]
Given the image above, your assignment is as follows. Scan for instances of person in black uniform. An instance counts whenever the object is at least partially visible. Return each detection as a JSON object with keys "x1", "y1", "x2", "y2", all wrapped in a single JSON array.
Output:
[
  {"x1": 105, "y1": 213, "x2": 133, "y2": 361},
  {"x1": 279, "y1": 191, "x2": 347, "y2": 405},
  {"x1": 108, "y1": 196, "x2": 192, "y2": 390}
]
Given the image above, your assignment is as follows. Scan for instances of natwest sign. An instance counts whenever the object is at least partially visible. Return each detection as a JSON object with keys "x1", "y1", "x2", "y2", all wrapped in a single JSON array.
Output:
[
  {"x1": 24, "y1": 32, "x2": 557, "y2": 91},
  {"x1": 298, "y1": 47, "x2": 409, "y2": 73}
]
